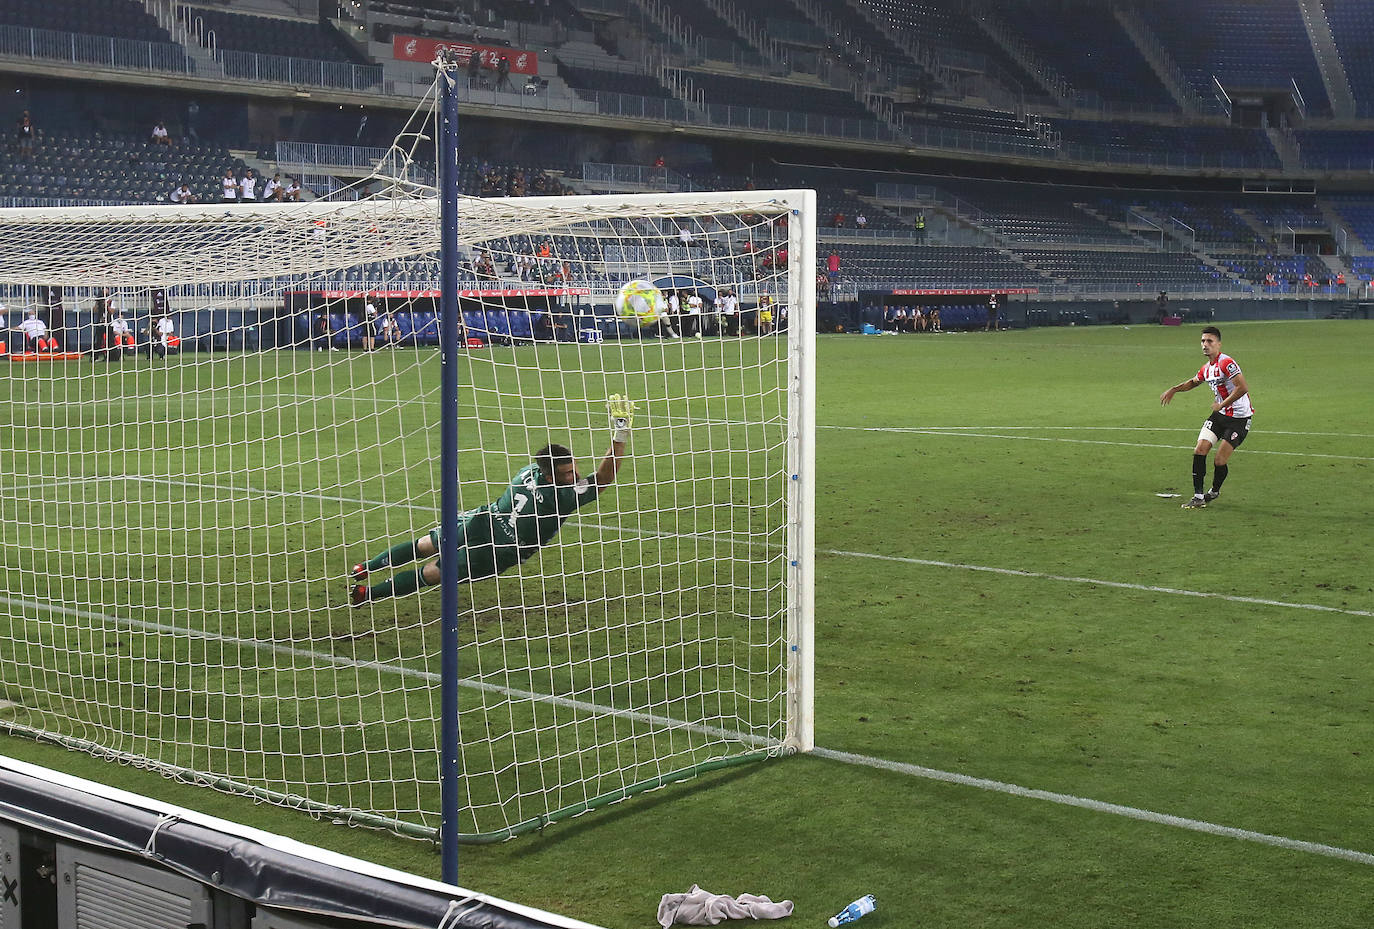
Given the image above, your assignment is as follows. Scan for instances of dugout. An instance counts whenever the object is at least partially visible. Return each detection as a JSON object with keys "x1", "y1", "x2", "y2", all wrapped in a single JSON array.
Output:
[
  {"x1": 862, "y1": 288, "x2": 1036, "y2": 330},
  {"x1": 283, "y1": 288, "x2": 592, "y2": 348}
]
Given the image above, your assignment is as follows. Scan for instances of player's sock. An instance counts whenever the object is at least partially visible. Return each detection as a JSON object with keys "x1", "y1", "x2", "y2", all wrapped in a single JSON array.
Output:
[
  {"x1": 375, "y1": 567, "x2": 435, "y2": 599},
  {"x1": 1192, "y1": 454, "x2": 1207, "y2": 495},
  {"x1": 368, "y1": 538, "x2": 419, "y2": 571},
  {"x1": 1211, "y1": 464, "x2": 1228, "y2": 492}
]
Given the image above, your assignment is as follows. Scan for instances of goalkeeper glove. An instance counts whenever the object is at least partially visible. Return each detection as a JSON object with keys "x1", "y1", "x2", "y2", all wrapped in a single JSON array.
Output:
[{"x1": 607, "y1": 394, "x2": 636, "y2": 444}]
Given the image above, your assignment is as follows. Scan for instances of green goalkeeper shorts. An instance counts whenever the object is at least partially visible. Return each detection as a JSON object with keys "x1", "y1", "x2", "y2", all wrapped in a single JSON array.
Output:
[{"x1": 427, "y1": 512, "x2": 520, "y2": 584}]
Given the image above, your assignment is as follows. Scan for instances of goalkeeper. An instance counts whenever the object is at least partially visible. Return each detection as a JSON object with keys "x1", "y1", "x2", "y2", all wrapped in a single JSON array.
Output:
[{"x1": 349, "y1": 396, "x2": 636, "y2": 606}]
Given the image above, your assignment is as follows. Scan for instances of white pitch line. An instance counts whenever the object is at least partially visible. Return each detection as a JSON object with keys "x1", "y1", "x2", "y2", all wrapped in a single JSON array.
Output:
[
  {"x1": 821, "y1": 425, "x2": 1374, "y2": 439},
  {"x1": 3, "y1": 593, "x2": 1371, "y2": 868},
  {"x1": 809, "y1": 747, "x2": 1374, "y2": 867},
  {"x1": 820, "y1": 426, "x2": 1374, "y2": 461},
  {"x1": 825, "y1": 548, "x2": 1374, "y2": 618},
  {"x1": 0, "y1": 474, "x2": 1364, "y2": 617}
]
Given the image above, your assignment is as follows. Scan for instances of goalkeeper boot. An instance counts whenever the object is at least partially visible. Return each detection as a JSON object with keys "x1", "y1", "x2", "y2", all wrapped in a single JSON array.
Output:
[
  {"x1": 349, "y1": 584, "x2": 370, "y2": 607},
  {"x1": 1181, "y1": 495, "x2": 1207, "y2": 509},
  {"x1": 349, "y1": 562, "x2": 368, "y2": 582},
  {"x1": 1202, "y1": 490, "x2": 1220, "y2": 504}
]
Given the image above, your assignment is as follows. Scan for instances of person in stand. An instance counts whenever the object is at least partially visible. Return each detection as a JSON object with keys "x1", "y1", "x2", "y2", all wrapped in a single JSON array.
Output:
[
  {"x1": 20, "y1": 308, "x2": 56, "y2": 353},
  {"x1": 16, "y1": 110, "x2": 35, "y2": 158},
  {"x1": 284, "y1": 178, "x2": 302, "y2": 201},
  {"x1": 362, "y1": 300, "x2": 378, "y2": 352},
  {"x1": 379, "y1": 309, "x2": 398, "y2": 347},
  {"x1": 152, "y1": 311, "x2": 177, "y2": 359},
  {"x1": 262, "y1": 173, "x2": 282, "y2": 203},
  {"x1": 151, "y1": 121, "x2": 171, "y2": 146},
  {"x1": 108, "y1": 308, "x2": 134, "y2": 359},
  {"x1": 238, "y1": 169, "x2": 257, "y2": 203},
  {"x1": 221, "y1": 169, "x2": 238, "y2": 202},
  {"x1": 312, "y1": 308, "x2": 336, "y2": 351}
]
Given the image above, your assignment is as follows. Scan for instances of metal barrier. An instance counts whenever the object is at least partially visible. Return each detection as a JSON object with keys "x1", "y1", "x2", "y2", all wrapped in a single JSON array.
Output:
[{"x1": 0, "y1": 24, "x2": 191, "y2": 73}]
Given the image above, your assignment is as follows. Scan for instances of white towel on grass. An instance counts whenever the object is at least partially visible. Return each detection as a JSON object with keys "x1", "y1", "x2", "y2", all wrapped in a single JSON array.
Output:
[{"x1": 657, "y1": 884, "x2": 794, "y2": 927}]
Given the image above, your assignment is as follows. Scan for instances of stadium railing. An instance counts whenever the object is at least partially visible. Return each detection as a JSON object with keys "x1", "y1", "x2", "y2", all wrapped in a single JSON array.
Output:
[
  {"x1": 0, "y1": 24, "x2": 192, "y2": 74},
  {"x1": 219, "y1": 49, "x2": 383, "y2": 92}
]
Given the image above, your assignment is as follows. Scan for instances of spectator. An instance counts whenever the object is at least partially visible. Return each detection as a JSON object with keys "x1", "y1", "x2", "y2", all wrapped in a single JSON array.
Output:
[
  {"x1": 718, "y1": 289, "x2": 739, "y2": 337},
  {"x1": 16, "y1": 110, "x2": 34, "y2": 158},
  {"x1": 653, "y1": 155, "x2": 665, "y2": 168},
  {"x1": 312, "y1": 309, "x2": 336, "y2": 351},
  {"x1": 855, "y1": 213, "x2": 867, "y2": 230},
  {"x1": 379, "y1": 309, "x2": 399, "y2": 347},
  {"x1": 362, "y1": 300, "x2": 378, "y2": 352},
  {"x1": 151, "y1": 121, "x2": 171, "y2": 146},
  {"x1": 221, "y1": 169, "x2": 237, "y2": 202},
  {"x1": 284, "y1": 177, "x2": 302, "y2": 201},
  {"x1": 108, "y1": 309, "x2": 134, "y2": 359},
  {"x1": 466, "y1": 49, "x2": 482, "y2": 86},
  {"x1": 20, "y1": 308, "x2": 56, "y2": 353},
  {"x1": 170, "y1": 183, "x2": 196, "y2": 204},
  {"x1": 827, "y1": 251, "x2": 841, "y2": 284},
  {"x1": 678, "y1": 227, "x2": 696, "y2": 248},
  {"x1": 758, "y1": 295, "x2": 774, "y2": 336},
  {"x1": 816, "y1": 270, "x2": 829, "y2": 300},
  {"x1": 152, "y1": 311, "x2": 177, "y2": 359},
  {"x1": 685, "y1": 291, "x2": 703, "y2": 338},
  {"x1": 831, "y1": 212, "x2": 845, "y2": 228},
  {"x1": 238, "y1": 169, "x2": 257, "y2": 203},
  {"x1": 495, "y1": 53, "x2": 511, "y2": 90},
  {"x1": 262, "y1": 173, "x2": 282, "y2": 202}
]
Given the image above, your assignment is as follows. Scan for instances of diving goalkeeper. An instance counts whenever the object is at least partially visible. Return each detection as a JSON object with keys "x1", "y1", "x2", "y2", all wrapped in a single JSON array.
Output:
[{"x1": 349, "y1": 395, "x2": 636, "y2": 606}]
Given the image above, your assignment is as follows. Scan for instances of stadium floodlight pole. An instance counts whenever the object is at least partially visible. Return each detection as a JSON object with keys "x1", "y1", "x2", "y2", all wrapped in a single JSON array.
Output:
[{"x1": 435, "y1": 55, "x2": 462, "y2": 887}]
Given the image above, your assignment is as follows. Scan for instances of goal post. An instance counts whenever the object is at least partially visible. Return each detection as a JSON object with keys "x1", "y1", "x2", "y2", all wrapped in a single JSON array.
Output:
[{"x1": 0, "y1": 110, "x2": 815, "y2": 847}]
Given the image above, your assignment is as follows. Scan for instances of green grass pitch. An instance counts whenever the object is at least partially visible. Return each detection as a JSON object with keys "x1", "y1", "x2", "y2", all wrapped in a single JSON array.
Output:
[{"x1": 2, "y1": 319, "x2": 1372, "y2": 928}]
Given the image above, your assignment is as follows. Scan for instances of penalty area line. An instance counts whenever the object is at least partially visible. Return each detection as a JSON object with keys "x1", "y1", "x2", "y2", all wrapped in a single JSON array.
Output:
[
  {"x1": 824, "y1": 549, "x2": 1374, "y2": 618},
  {"x1": 811, "y1": 746, "x2": 1374, "y2": 867}
]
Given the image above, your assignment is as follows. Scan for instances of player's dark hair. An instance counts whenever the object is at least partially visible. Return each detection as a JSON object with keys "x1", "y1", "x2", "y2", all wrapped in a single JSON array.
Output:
[
  {"x1": 535, "y1": 443, "x2": 574, "y2": 482},
  {"x1": 1202, "y1": 325, "x2": 1221, "y2": 340}
]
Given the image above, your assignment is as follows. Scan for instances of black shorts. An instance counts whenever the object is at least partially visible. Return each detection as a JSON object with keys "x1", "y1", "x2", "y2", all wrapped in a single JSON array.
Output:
[{"x1": 1205, "y1": 412, "x2": 1251, "y2": 448}]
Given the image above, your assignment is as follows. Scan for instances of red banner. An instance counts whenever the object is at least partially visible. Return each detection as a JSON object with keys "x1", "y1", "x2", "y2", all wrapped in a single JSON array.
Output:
[{"x1": 391, "y1": 36, "x2": 539, "y2": 75}]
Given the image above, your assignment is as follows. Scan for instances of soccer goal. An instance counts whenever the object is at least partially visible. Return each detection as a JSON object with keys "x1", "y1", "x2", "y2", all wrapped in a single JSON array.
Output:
[{"x1": 0, "y1": 80, "x2": 814, "y2": 848}]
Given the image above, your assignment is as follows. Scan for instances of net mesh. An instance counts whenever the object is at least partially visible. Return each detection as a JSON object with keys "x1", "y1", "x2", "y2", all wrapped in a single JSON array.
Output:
[{"x1": 0, "y1": 85, "x2": 809, "y2": 840}]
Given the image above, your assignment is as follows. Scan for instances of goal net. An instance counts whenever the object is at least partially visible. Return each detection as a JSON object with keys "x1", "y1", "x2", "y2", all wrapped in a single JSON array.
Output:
[{"x1": 0, "y1": 118, "x2": 814, "y2": 842}]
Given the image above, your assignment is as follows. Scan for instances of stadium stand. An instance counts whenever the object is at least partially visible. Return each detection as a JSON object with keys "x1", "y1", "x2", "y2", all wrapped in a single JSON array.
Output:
[
  {"x1": 183, "y1": 7, "x2": 366, "y2": 63},
  {"x1": 936, "y1": 184, "x2": 1139, "y2": 246},
  {"x1": 1054, "y1": 120, "x2": 1283, "y2": 170},
  {"x1": 1294, "y1": 129, "x2": 1374, "y2": 171},
  {"x1": 993, "y1": 0, "x2": 1175, "y2": 111},
  {"x1": 1320, "y1": 0, "x2": 1374, "y2": 116},
  {"x1": 684, "y1": 71, "x2": 874, "y2": 120},
  {"x1": 829, "y1": 244, "x2": 1048, "y2": 289},
  {"x1": 1016, "y1": 248, "x2": 1224, "y2": 289},
  {"x1": 1327, "y1": 195, "x2": 1374, "y2": 249},
  {"x1": 1144, "y1": 0, "x2": 1330, "y2": 116},
  {"x1": 0, "y1": 0, "x2": 172, "y2": 43}
]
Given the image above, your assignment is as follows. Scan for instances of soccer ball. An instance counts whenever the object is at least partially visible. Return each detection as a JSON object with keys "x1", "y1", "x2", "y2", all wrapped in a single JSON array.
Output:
[{"x1": 615, "y1": 279, "x2": 663, "y2": 327}]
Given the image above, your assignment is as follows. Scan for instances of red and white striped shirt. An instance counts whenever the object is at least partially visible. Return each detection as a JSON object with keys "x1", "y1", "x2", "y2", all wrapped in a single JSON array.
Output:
[{"x1": 1197, "y1": 353, "x2": 1253, "y2": 417}]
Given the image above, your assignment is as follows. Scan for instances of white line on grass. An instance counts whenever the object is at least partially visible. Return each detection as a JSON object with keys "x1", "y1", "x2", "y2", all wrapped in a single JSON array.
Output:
[
  {"x1": 824, "y1": 548, "x2": 1374, "y2": 618},
  {"x1": 5, "y1": 592, "x2": 1372, "y2": 868},
  {"x1": 2, "y1": 474, "x2": 1366, "y2": 619},
  {"x1": 823, "y1": 425, "x2": 1374, "y2": 439},
  {"x1": 809, "y1": 747, "x2": 1374, "y2": 866},
  {"x1": 818, "y1": 426, "x2": 1374, "y2": 461}
]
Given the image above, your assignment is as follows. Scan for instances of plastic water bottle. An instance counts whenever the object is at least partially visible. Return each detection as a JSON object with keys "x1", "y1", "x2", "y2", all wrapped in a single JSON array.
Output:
[{"x1": 828, "y1": 894, "x2": 876, "y2": 927}]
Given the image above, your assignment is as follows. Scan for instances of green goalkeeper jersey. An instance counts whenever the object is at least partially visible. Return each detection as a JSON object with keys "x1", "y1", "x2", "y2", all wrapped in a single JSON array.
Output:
[{"x1": 484, "y1": 463, "x2": 600, "y2": 562}]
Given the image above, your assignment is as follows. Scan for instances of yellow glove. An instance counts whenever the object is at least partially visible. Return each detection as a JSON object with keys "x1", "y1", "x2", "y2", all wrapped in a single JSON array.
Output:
[{"x1": 607, "y1": 394, "x2": 636, "y2": 444}]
